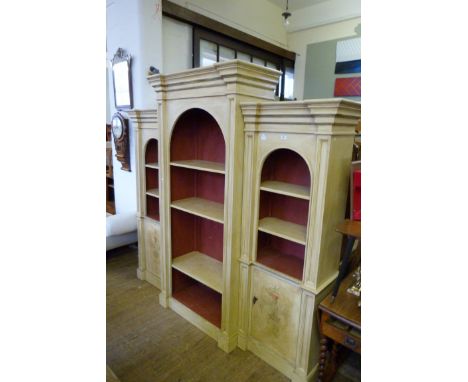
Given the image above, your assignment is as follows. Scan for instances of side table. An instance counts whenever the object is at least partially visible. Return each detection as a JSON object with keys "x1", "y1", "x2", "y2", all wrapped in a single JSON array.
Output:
[{"x1": 317, "y1": 271, "x2": 361, "y2": 381}]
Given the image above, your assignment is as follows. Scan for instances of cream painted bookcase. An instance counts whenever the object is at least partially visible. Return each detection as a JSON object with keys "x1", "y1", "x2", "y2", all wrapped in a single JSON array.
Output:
[
  {"x1": 238, "y1": 100, "x2": 361, "y2": 381},
  {"x1": 127, "y1": 110, "x2": 161, "y2": 289},
  {"x1": 147, "y1": 61, "x2": 281, "y2": 352}
]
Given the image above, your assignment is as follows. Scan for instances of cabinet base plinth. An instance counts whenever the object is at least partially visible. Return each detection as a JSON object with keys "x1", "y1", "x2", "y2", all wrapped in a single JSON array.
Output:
[
  {"x1": 168, "y1": 297, "x2": 221, "y2": 343},
  {"x1": 218, "y1": 331, "x2": 238, "y2": 353},
  {"x1": 136, "y1": 268, "x2": 145, "y2": 280},
  {"x1": 159, "y1": 291, "x2": 169, "y2": 308},
  {"x1": 144, "y1": 270, "x2": 161, "y2": 289}
]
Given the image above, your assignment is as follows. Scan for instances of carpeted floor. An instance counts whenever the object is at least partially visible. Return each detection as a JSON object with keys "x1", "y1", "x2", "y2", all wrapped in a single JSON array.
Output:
[{"x1": 106, "y1": 246, "x2": 360, "y2": 382}]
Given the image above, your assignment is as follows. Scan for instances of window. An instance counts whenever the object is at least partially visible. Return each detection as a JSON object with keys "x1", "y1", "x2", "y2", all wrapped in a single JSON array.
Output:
[
  {"x1": 219, "y1": 46, "x2": 235, "y2": 62},
  {"x1": 284, "y1": 66, "x2": 294, "y2": 100},
  {"x1": 200, "y1": 40, "x2": 217, "y2": 66},
  {"x1": 193, "y1": 27, "x2": 295, "y2": 100}
]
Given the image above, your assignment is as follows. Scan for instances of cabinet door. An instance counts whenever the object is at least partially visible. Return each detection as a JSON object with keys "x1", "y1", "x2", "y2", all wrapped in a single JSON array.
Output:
[
  {"x1": 144, "y1": 219, "x2": 161, "y2": 277},
  {"x1": 250, "y1": 267, "x2": 301, "y2": 363}
]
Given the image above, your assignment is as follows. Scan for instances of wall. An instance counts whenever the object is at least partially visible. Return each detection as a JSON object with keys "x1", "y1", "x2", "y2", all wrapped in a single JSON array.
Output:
[
  {"x1": 162, "y1": 16, "x2": 192, "y2": 74},
  {"x1": 287, "y1": 17, "x2": 361, "y2": 100},
  {"x1": 167, "y1": 0, "x2": 287, "y2": 49},
  {"x1": 106, "y1": 0, "x2": 163, "y2": 214},
  {"x1": 106, "y1": 66, "x2": 111, "y2": 123},
  {"x1": 303, "y1": 36, "x2": 360, "y2": 100}
]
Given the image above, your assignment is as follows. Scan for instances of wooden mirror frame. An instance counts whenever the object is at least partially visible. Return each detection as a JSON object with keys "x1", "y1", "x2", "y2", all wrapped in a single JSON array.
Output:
[{"x1": 112, "y1": 48, "x2": 133, "y2": 110}]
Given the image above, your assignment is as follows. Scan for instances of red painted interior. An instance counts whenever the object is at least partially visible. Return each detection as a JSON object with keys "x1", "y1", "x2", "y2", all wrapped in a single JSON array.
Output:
[
  {"x1": 256, "y1": 231, "x2": 305, "y2": 280},
  {"x1": 170, "y1": 167, "x2": 224, "y2": 203},
  {"x1": 256, "y1": 149, "x2": 310, "y2": 279},
  {"x1": 145, "y1": 139, "x2": 158, "y2": 164},
  {"x1": 172, "y1": 269, "x2": 222, "y2": 328},
  {"x1": 146, "y1": 195, "x2": 160, "y2": 221},
  {"x1": 171, "y1": 209, "x2": 223, "y2": 262},
  {"x1": 145, "y1": 140, "x2": 160, "y2": 221},
  {"x1": 170, "y1": 109, "x2": 225, "y2": 164},
  {"x1": 259, "y1": 191, "x2": 309, "y2": 226},
  {"x1": 261, "y1": 149, "x2": 311, "y2": 187},
  {"x1": 352, "y1": 170, "x2": 361, "y2": 221},
  {"x1": 146, "y1": 167, "x2": 159, "y2": 190},
  {"x1": 170, "y1": 109, "x2": 225, "y2": 321}
]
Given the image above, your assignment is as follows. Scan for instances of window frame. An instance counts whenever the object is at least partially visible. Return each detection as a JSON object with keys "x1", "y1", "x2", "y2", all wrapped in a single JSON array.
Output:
[{"x1": 193, "y1": 26, "x2": 294, "y2": 100}]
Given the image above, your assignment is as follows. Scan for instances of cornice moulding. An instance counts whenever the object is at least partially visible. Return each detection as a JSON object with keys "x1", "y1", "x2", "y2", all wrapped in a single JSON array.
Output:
[
  {"x1": 240, "y1": 99, "x2": 361, "y2": 134},
  {"x1": 147, "y1": 60, "x2": 281, "y2": 101},
  {"x1": 126, "y1": 109, "x2": 158, "y2": 129}
]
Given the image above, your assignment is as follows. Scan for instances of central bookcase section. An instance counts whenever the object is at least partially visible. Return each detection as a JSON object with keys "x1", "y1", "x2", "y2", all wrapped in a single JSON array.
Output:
[
  {"x1": 257, "y1": 149, "x2": 311, "y2": 281},
  {"x1": 170, "y1": 108, "x2": 225, "y2": 328}
]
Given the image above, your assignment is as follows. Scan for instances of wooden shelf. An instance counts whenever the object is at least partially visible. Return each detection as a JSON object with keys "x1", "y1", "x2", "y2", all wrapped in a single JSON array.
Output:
[
  {"x1": 258, "y1": 217, "x2": 307, "y2": 245},
  {"x1": 172, "y1": 252, "x2": 223, "y2": 293},
  {"x1": 146, "y1": 162, "x2": 159, "y2": 169},
  {"x1": 171, "y1": 197, "x2": 224, "y2": 223},
  {"x1": 146, "y1": 188, "x2": 159, "y2": 198},
  {"x1": 171, "y1": 160, "x2": 225, "y2": 174},
  {"x1": 172, "y1": 282, "x2": 222, "y2": 328},
  {"x1": 256, "y1": 247, "x2": 304, "y2": 281},
  {"x1": 260, "y1": 180, "x2": 309, "y2": 200}
]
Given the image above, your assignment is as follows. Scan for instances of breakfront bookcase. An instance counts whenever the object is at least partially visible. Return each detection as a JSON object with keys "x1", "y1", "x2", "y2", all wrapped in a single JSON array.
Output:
[
  {"x1": 136, "y1": 61, "x2": 361, "y2": 381},
  {"x1": 238, "y1": 99, "x2": 361, "y2": 381},
  {"x1": 127, "y1": 110, "x2": 162, "y2": 289},
  {"x1": 147, "y1": 60, "x2": 281, "y2": 352}
]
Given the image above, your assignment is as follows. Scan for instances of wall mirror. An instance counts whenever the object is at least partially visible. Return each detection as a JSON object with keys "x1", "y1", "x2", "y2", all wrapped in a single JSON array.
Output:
[{"x1": 112, "y1": 48, "x2": 133, "y2": 110}]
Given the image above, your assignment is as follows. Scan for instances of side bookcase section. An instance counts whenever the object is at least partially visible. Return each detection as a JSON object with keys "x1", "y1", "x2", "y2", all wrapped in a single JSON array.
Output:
[
  {"x1": 239, "y1": 99, "x2": 360, "y2": 382},
  {"x1": 148, "y1": 60, "x2": 281, "y2": 353},
  {"x1": 127, "y1": 110, "x2": 161, "y2": 289}
]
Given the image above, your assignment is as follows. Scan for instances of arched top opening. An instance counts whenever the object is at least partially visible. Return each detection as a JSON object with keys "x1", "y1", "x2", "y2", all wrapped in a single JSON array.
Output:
[
  {"x1": 145, "y1": 138, "x2": 158, "y2": 165},
  {"x1": 170, "y1": 108, "x2": 225, "y2": 164},
  {"x1": 261, "y1": 148, "x2": 311, "y2": 189}
]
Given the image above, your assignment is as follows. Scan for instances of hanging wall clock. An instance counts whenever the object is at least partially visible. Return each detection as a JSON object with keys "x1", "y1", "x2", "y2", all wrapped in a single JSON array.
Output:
[{"x1": 111, "y1": 112, "x2": 131, "y2": 171}]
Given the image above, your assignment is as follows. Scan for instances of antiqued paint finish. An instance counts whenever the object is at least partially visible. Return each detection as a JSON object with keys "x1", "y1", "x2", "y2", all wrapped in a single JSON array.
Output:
[
  {"x1": 127, "y1": 109, "x2": 161, "y2": 288},
  {"x1": 149, "y1": 60, "x2": 282, "y2": 353},
  {"x1": 130, "y1": 63, "x2": 360, "y2": 381},
  {"x1": 250, "y1": 267, "x2": 301, "y2": 364},
  {"x1": 143, "y1": 219, "x2": 161, "y2": 280},
  {"x1": 240, "y1": 98, "x2": 360, "y2": 381}
]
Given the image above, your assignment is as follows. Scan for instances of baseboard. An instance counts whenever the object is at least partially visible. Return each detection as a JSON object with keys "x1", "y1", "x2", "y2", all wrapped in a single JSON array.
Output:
[{"x1": 169, "y1": 297, "x2": 220, "y2": 343}]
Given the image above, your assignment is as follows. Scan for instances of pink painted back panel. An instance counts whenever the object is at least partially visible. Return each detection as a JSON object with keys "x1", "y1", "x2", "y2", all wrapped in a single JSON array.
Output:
[
  {"x1": 261, "y1": 149, "x2": 311, "y2": 187},
  {"x1": 145, "y1": 139, "x2": 158, "y2": 164},
  {"x1": 170, "y1": 109, "x2": 225, "y2": 164}
]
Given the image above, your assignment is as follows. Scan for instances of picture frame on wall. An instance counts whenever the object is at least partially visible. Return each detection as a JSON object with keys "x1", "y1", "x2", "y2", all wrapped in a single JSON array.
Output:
[{"x1": 111, "y1": 48, "x2": 133, "y2": 110}]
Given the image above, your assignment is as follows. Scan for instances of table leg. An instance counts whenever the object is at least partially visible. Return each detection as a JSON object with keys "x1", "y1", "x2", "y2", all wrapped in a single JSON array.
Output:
[
  {"x1": 329, "y1": 342, "x2": 340, "y2": 379},
  {"x1": 318, "y1": 337, "x2": 328, "y2": 382}
]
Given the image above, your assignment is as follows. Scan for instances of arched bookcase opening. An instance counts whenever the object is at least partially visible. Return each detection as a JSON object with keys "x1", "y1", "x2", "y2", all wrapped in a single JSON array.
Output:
[
  {"x1": 169, "y1": 108, "x2": 226, "y2": 327},
  {"x1": 145, "y1": 139, "x2": 159, "y2": 221},
  {"x1": 256, "y1": 149, "x2": 311, "y2": 280}
]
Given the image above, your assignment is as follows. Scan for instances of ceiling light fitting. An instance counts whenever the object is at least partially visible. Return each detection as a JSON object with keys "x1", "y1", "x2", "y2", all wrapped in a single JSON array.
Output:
[{"x1": 282, "y1": 0, "x2": 291, "y2": 26}]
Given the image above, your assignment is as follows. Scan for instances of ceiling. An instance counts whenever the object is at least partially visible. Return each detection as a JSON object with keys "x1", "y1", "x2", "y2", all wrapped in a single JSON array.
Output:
[{"x1": 266, "y1": 0, "x2": 329, "y2": 12}]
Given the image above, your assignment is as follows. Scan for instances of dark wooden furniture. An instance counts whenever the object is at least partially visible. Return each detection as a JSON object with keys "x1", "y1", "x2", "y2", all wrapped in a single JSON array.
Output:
[
  {"x1": 318, "y1": 272, "x2": 361, "y2": 382},
  {"x1": 106, "y1": 124, "x2": 115, "y2": 215},
  {"x1": 331, "y1": 219, "x2": 361, "y2": 301}
]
